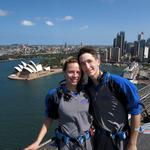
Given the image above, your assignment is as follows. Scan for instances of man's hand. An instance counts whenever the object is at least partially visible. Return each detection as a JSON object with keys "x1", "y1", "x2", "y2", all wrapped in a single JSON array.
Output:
[{"x1": 126, "y1": 143, "x2": 137, "y2": 150}]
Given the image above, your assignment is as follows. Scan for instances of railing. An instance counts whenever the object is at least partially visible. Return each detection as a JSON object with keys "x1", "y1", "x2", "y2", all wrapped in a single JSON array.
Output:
[
  {"x1": 139, "y1": 84, "x2": 150, "y2": 98},
  {"x1": 38, "y1": 139, "x2": 57, "y2": 150},
  {"x1": 139, "y1": 84, "x2": 150, "y2": 121},
  {"x1": 38, "y1": 84, "x2": 150, "y2": 150}
]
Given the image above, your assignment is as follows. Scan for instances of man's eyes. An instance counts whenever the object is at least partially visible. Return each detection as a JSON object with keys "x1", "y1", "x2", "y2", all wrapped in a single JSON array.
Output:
[
  {"x1": 80, "y1": 60, "x2": 92, "y2": 65},
  {"x1": 87, "y1": 60, "x2": 92, "y2": 63}
]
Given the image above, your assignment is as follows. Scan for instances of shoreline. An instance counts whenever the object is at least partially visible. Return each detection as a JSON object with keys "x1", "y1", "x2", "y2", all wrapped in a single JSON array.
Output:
[{"x1": 8, "y1": 68, "x2": 62, "y2": 80}]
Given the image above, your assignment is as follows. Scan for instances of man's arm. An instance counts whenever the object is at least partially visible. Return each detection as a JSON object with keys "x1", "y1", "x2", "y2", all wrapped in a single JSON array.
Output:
[{"x1": 127, "y1": 114, "x2": 141, "y2": 150}]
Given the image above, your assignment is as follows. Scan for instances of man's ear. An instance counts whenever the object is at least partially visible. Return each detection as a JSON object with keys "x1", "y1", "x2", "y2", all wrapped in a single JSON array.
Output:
[{"x1": 96, "y1": 58, "x2": 101, "y2": 66}]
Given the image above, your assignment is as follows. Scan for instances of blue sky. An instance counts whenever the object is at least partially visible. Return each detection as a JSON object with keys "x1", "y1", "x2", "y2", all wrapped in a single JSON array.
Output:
[{"x1": 0, "y1": 0, "x2": 150, "y2": 45}]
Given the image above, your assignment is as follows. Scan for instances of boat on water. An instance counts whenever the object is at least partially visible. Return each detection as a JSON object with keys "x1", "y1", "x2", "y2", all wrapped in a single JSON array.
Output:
[
  {"x1": 122, "y1": 62, "x2": 150, "y2": 85},
  {"x1": 129, "y1": 79, "x2": 138, "y2": 84},
  {"x1": 122, "y1": 62, "x2": 139, "y2": 84}
]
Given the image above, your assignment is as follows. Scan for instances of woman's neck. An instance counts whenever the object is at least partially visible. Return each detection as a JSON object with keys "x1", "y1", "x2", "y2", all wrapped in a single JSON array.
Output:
[{"x1": 66, "y1": 83, "x2": 77, "y2": 92}]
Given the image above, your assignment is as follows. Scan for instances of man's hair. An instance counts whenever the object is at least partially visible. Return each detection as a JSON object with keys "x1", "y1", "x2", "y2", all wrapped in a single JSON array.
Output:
[{"x1": 77, "y1": 46, "x2": 100, "y2": 61}]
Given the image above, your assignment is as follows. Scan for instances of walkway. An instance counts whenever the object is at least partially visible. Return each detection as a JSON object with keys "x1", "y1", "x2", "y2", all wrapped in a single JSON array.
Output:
[{"x1": 38, "y1": 84, "x2": 150, "y2": 150}]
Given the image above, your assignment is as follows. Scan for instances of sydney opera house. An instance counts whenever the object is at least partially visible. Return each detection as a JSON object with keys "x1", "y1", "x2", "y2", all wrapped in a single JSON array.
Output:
[{"x1": 8, "y1": 60, "x2": 61, "y2": 80}]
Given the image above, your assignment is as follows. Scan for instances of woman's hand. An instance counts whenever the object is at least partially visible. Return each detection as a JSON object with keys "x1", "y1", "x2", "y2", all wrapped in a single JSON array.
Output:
[{"x1": 23, "y1": 141, "x2": 39, "y2": 150}]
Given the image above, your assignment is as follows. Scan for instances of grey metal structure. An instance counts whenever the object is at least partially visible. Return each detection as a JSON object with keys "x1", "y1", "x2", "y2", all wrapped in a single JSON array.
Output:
[
  {"x1": 139, "y1": 84, "x2": 150, "y2": 121},
  {"x1": 38, "y1": 84, "x2": 150, "y2": 150}
]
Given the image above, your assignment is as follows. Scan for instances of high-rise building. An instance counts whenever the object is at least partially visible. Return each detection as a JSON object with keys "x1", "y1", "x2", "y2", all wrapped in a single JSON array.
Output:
[
  {"x1": 144, "y1": 46, "x2": 149, "y2": 59},
  {"x1": 113, "y1": 31, "x2": 125, "y2": 58},
  {"x1": 137, "y1": 32, "x2": 147, "y2": 61},
  {"x1": 137, "y1": 32, "x2": 144, "y2": 56},
  {"x1": 64, "y1": 42, "x2": 67, "y2": 48},
  {"x1": 110, "y1": 47, "x2": 121, "y2": 62},
  {"x1": 120, "y1": 31, "x2": 125, "y2": 56},
  {"x1": 148, "y1": 48, "x2": 150, "y2": 62},
  {"x1": 99, "y1": 48, "x2": 108, "y2": 63},
  {"x1": 146, "y1": 38, "x2": 150, "y2": 47},
  {"x1": 133, "y1": 41, "x2": 139, "y2": 56},
  {"x1": 126, "y1": 42, "x2": 134, "y2": 55},
  {"x1": 138, "y1": 32, "x2": 144, "y2": 41}
]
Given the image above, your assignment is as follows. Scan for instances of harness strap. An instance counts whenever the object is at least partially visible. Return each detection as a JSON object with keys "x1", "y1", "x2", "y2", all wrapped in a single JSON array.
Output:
[
  {"x1": 55, "y1": 129, "x2": 91, "y2": 143},
  {"x1": 55, "y1": 128, "x2": 93, "y2": 150},
  {"x1": 97, "y1": 127, "x2": 129, "y2": 140},
  {"x1": 96, "y1": 127, "x2": 129, "y2": 150}
]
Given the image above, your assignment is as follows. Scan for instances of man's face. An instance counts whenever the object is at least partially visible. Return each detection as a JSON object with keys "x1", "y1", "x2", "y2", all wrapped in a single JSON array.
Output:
[
  {"x1": 64, "y1": 62, "x2": 81, "y2": 86},
  {"x1": 79, "y1": 53, "x2": 100, "y2": 78}
]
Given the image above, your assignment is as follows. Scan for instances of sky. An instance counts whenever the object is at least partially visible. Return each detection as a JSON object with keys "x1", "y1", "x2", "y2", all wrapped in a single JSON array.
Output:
[{"x1": 0, "y1": 0, "x2": 150, "y2": 45}]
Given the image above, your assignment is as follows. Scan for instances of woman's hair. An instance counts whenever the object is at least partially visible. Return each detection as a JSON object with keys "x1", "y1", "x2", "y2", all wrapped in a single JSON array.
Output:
[
  {"x1": 62, "y1": 56, "x2": 83, "y2": 92},
  {"x1": 63, "y1": 56, "x2": 79, "y2": 72}
]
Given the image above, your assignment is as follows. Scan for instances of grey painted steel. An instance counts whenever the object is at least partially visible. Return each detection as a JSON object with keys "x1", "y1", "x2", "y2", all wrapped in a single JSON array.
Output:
[{"x1": 38, "y1": 85, "x2": 150, "y2": 150}]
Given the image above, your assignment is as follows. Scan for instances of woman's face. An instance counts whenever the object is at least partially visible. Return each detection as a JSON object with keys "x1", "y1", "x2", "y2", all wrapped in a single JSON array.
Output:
[{"x1": 64, "y1": 62, "x2": 81, "y2": 87}]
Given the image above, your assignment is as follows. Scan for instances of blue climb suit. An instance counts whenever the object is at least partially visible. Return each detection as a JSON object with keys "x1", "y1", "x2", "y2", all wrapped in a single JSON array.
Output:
[
  {"x1": 45, "y1": 84, "x2": 93, "y2": 150},
  {"x1": 86, "y1": 72, "x2": 142, "y2": 150}
]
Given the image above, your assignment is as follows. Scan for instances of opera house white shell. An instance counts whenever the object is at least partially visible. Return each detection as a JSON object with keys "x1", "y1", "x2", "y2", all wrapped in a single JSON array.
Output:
[
  {"x1": 8, "y1": 60, "x2": 62, "y2": 80},
  {"x1": 14, "y1": 60, "x2": 44, "y2": 74},
  {"x1": 8, "y1": 60, "x2": 60, "y2": 80}
]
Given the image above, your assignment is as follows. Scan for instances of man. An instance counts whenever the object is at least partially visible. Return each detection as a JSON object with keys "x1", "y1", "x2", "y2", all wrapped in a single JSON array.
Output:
[{"x1": 77, "y1": 47, "x2": 142, "y2": 150}]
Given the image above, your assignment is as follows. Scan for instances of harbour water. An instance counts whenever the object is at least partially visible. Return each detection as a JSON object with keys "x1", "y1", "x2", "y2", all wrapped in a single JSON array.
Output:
[
  {"x1": 0, "y1": 60, "x2": 145, "y2": 150},
  {"x1": 0, "y1": 59, "x2": 63, "y2": 150}
]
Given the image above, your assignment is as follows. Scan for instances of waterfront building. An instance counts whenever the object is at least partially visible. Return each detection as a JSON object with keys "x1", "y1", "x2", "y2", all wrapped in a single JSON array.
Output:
[{"x1": 8, "y1": 60, "x2": 52, "y2": 80}]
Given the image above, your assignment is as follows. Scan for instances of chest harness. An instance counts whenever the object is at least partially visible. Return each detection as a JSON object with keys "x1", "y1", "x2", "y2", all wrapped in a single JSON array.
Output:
[
  {"x1": 53, "y1": 83, "x2": 95, "y2": 150},
  {"x1": 55, "y1": 128, "x2": 94, "y2": 150},
  {"x1": 87, "y1": 72, "x2": 130, "y2": 149}
]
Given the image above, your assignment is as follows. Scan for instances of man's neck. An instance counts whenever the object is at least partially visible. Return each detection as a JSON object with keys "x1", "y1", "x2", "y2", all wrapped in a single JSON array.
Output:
[{"x1": 91, "y1": 70, "x2": 103, "y2": 86}]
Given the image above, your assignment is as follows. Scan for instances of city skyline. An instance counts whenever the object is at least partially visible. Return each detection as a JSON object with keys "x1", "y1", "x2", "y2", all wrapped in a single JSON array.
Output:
[{"x1": 0, "y1": 0, "x2": 150, "y2": 45}]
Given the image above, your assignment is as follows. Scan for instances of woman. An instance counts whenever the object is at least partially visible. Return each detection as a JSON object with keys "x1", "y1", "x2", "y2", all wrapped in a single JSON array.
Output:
[{"x1": 24, "y1": 57, "x2": 93, "y2": 150}]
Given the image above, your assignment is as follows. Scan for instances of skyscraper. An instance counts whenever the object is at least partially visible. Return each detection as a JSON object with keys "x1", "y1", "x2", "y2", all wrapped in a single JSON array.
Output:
[
  {"x1": 113, "y1": 31, "x2": 125, "y2": 58},
  {"x1": 137, "y1": 32, "x2": 146, "y2": 61}
]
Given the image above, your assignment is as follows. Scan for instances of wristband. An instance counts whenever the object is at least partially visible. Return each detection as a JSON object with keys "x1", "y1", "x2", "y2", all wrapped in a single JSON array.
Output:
[{"x1": 132, "y1": 126, "x2": 144, "y2": 133}]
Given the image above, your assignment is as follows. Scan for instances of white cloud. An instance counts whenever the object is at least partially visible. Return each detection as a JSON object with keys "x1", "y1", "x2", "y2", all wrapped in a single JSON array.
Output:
[
  {"x1": 80, "y1": 25, "x2": 88, "y2": 30},
  {"x1": 45, "y1": 20, "x2": 54, "y2": 26},
  {"x1": 62, "y1": 16, "x2": 74, "y2": 21},
  {"x1": 0, "y1": 9, "x2": 9, "y2": 16},
  {"x1": 21, "y1": 20, "x2": 35, "y2": 26}
]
